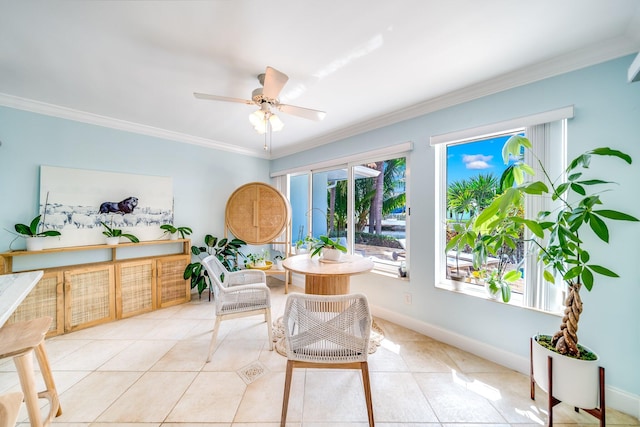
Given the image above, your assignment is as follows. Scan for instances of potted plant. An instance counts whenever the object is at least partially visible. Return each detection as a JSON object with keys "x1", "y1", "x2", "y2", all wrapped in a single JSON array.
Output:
[
  {"x1": 273, "y1": 254, "x2": 285, "y2": 270},
  {"x1": 444, "y1": 220, "x2": 473, "y2": 282},
  {"x1": 14, "y1": 214, "x2": 61, "y2": 251},
  {"x1": 100, "y1": 220, "x2": 140, "y2": 245},
  {"x1": 475, "y1": 135, "x2": 638, "y2": 410},
  {"x1": 183, "y1": 234, "x2": 246, "y2": 297},
  {"x1": 160, "y1": 224, "x2": 192, "y2": 240},
  {"x1": 244, "y1": 249, "x2": 271, "y2": 269},
  {"x1": 309, "y1": 235, "x2": 347, "y2": 261}
]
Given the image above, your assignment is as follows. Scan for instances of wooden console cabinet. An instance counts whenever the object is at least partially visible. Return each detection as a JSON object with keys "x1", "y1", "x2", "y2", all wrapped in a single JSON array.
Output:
[{"x1": 0, "y1": 239, "x2": 191, "y2": 336}]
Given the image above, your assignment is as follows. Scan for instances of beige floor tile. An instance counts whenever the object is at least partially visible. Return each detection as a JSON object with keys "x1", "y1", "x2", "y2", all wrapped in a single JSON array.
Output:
[
  {"x1": 397, "y1": 339, "x2": 459, "y2": 373},
  {"x1": 301, "y1": 369, "x2": 372, "y2": 424},
  {"x1": 96, "y1": 371, "x2": 197, "y2": 423},
  {"x1": 202, "y1": 338, "x2": 269, "y2": 372},
  {"x1": 151, "y1": 339, "x2": 209, "y2": 371},
  {"x1": 97, "y1": 339, "x2": 176, "y2": 371},
  {"x1": 54, "y1": 371, "x2": 143, "y2": 422},
  {"x1": 371, "y1": 372, "x2": 439, "y2": 423},
  {"x1": 414, "y1": 372, "x2": 507, "y2": 423},
  {"x1": 143, "y1": 318, "x2": 202, "y2": 340},
  {"x1": 164, "y1": 372, "x2": 245, "y2": 423},
  {"x1": 161, "y1": 423, "x2": 230, "y2": 427},
  {"x1": 443, "y1": 345, "x2": 513, "y2": 373},
  {"x1": 234, "y1": 371, "x2": 296, "y2": 423},
  {"x1": 52, "y1": 339, "x2": 135, "y2": 371},
  {"x1": 367, "y1": 344, "x2": 410, "y2": 372}
]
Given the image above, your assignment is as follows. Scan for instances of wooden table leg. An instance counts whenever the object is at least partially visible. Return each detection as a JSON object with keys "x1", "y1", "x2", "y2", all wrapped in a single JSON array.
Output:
[{"x1": 305, "y1": 275, "x2": 349, "y2": 295}]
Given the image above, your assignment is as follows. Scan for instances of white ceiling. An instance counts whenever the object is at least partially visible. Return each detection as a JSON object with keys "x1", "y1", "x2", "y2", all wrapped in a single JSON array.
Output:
[{"x1": 1, "y1": 1, "x2": 639, "y2": 159}]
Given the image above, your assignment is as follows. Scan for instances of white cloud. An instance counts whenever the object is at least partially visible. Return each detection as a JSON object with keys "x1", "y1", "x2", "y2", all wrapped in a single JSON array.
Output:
[{"x1": 462, "y1": 154, "x2": 493, "y2": 170}]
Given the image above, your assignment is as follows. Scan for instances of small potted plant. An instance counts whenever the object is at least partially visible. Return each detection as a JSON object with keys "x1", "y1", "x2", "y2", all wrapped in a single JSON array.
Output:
[
  {"x1": 273, "y1": 254, "x2": 285, "y2": 270},
  {"x1": 245, "y1": 249, "x2": 271, "y2": 269},
  {"x1": 101, "y1": 220, "x2": 139, "y2": 245},
  {"x1": 309, "y1": 235, "x2": 347, "y2": 261},
  {"x1": 160, "y1": 224, "x2": 192, "y2": 240},
  {"x1": 14, "y1": 214, "x2": 61, "y2": 251}
]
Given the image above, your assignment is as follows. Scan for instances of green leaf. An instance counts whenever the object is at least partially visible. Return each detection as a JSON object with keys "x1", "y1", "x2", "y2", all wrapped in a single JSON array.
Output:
[
  {"x1": 570, "y1": 183, "x2": 585, "y2": 195},
  {"x1": 40, "y1": 230, "x2": 61, "y2": 237},
  {"x1": 121, "y1": 233, "x2": 139, "y2": 243},
  {"x1": 578, "y1": 179, "x2": 610, "y2": 186},
  {"x1": 521, "y1": 219, "x2": 544, "y2": 238},
  {"x1": 589, "y1": 147, "x2": 632, "y2": 164},
  {"x1": 553, "y1": 183, "x2": 569, "y2": 199},
  {"x1": 503, "y1": 270, "x2": 522, "y2": 282},
  {"x1": 564, "y1": 265, "x2": 582, "y2": 280},
  {"x1": 594, "y1": 210, "x2": 639, "y2": 222},
  {"x1": 501, "y1": 284, "x2": 511, "y2": 303},
  {"x1": 567, "y1": 172, "x2": 582, "y2": 181},
  {"x1": 522, "y1": 181, "x2": 548, "y2": 195},
  {"x1": 15, "y1": 223, "x2": 32, "y2": 236},
  {"x1": 582, "y1": 268, "x2": 594, "y2": 291},
  {"x1": 543, "y1": 270, "x2": 556, "y2": 284},
  {"x1": 588, "y1": 214, "x2": 609, "y2": 242},
  {"x1": 29, "y1": 215, "x2": 41, "y2": 234},
  {"x1": 588, "y1": 264, "x2": 619, "y2": 278}
]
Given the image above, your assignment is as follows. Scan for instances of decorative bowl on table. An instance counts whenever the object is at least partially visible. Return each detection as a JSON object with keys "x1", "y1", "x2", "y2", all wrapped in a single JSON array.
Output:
[{"x1": 248, "y1": 261, "x2": 273, "y2": 270}]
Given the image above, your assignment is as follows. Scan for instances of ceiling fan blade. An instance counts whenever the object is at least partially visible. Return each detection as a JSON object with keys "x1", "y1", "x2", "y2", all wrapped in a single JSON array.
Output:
[
  {"x1": 262, "y1": 66, "x2": 289, "y2": 99},
  {"x1": 194, "y1": 92, "x2": 254, "y2": 105},
  {"x1": 278, "y1": 104, "x2": 327, "y2": 121}
]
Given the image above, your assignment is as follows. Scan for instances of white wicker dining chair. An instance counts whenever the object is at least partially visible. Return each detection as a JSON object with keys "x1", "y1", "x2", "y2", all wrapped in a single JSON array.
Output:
[
  {"x1": 200, "y1": 255, "x2": 273, "y2": 362},
  {"x1": 280, "y1": 292, "x2": 374, "y2": 427}
]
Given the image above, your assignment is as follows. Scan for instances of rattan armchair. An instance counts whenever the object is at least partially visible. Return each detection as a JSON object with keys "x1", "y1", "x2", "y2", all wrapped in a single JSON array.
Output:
[
  {"x1": 200, "y1": 255, "x2": 273, "y2": 362},
  {"x1": 280, "y1": 292, "x2": 374, "y2": 426}
]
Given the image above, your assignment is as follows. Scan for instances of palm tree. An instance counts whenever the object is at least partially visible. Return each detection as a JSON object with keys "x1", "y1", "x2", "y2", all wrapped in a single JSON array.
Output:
[{"x1": 468, "y1": 173, "x2": 499, "y2": 209}]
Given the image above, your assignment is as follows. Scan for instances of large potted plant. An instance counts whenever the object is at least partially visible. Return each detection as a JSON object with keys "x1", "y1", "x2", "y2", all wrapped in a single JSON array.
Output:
[
  {"x1": 475, "y1": 135, "x2": 638, "y2": 411},
  {"x1": 183, "y1": 234, "x2": 246, "y2": 297}
]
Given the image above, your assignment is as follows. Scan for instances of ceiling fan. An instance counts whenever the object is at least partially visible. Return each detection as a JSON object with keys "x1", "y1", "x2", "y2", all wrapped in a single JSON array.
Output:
[{"x1": 194, "y1": 66, "x2": 326, "y2": 133}]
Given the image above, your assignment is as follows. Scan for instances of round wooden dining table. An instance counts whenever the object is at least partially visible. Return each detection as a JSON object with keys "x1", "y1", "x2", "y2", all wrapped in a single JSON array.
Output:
[{"x1": 282, "y1": 253, "x2": 374, "y2": 295}]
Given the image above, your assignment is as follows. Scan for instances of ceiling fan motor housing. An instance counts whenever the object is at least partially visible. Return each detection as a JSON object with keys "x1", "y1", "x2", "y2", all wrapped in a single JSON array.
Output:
[{"x1": 252, "y1": 88, "x2": 277, "y2": 106}]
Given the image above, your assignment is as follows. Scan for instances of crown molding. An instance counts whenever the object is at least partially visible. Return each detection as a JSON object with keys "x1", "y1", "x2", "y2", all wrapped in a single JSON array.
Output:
[
  {"x1": 271, "y1": 38, "x2": 638, "y2": 159},
  {"x1": 0, "y1": 93, "x2": 267, "y2": 158}
]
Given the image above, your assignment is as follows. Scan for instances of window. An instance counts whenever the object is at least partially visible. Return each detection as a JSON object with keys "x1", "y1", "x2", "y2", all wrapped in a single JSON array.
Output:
[
  {"x1": 432, "y1": 107, "x2": 573, "y2": 313},
  {"x1": 285, "y1": 151, "x2": 409, "y2": 277}
]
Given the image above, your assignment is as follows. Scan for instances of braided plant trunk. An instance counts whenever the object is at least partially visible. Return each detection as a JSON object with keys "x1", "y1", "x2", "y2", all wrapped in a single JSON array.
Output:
[{"x1": 551, "y1": 282, "x2": 583, "y2": 357}]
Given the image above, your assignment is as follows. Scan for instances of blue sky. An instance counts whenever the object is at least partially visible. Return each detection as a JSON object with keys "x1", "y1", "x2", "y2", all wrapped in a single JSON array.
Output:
[{"x1": 446, "y1": 134, "x2": 512, "y2": 187}]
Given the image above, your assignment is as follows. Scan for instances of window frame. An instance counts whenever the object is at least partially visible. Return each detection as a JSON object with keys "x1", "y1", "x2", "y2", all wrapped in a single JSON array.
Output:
[
  {"x1": 431, "y1": 107, "x2": 573, "y2": 313},
  {"x1": 274, "y1": 143, "x2": 412, "y2": 278}
]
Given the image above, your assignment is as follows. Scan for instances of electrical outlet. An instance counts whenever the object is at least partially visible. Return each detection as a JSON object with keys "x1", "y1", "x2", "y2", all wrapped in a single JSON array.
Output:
[{"x1": 403, "y1": 292, "x2": 412, "y2": 304}]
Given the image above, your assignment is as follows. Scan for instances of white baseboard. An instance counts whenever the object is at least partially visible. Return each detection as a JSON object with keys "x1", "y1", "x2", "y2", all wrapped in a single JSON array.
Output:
[{"x1": 371, "y1": 304, "x2": 640, "y2": 420}]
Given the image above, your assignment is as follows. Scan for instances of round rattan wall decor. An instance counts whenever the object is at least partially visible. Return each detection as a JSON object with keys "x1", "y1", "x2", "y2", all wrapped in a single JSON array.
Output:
[{"x1": 225, "y1": 182, "x2": 291, "y2": 245}]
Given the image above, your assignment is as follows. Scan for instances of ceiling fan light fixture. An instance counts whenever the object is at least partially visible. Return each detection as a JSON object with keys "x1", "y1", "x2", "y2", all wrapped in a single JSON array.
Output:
[{"x1": 249, "y1": 106, "x2": 284, "y2": 134}]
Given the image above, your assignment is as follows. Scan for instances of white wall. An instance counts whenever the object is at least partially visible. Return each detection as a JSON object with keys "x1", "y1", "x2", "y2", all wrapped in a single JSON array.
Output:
[{"x1": 273, "y1": 55, "x2": 640, "y2": 416}]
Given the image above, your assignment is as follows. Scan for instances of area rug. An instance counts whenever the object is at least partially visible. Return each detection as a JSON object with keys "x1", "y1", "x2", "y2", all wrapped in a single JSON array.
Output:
[{"x1": 272, "y1": 317, "x2": 385, "y2": 357}]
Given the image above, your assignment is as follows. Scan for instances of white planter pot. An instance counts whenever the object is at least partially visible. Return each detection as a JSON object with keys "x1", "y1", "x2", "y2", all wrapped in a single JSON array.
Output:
[
  {"x1": 26, "y1": 237, "x2": 46, "y2": 251},
  {"x1": 106, "y1": 237, "x2": 120, "y2": 245},
  {"x1": 169, "y1": 232, "x2": 178, "y2": 240},
  {"x1": 322, "y1": 248, "x2": 343, "y2": 261},
  {"x1": 531, "y1": 335, "x2": 600, "y2": 409}
]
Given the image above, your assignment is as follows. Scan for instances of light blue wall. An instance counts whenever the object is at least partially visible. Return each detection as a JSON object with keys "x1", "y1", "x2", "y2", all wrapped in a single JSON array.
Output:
[
  {"x1": 0, "y1": 107, "x2": 271, "y2": 257},
  {"x1": 273, "y1": 56, "x2": 640, "y2": 397}
]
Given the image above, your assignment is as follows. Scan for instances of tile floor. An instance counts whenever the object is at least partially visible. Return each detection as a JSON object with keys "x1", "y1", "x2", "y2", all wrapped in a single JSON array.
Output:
[{"x1": 1, "y1": 278, "x2": 639, "y2": 426}]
